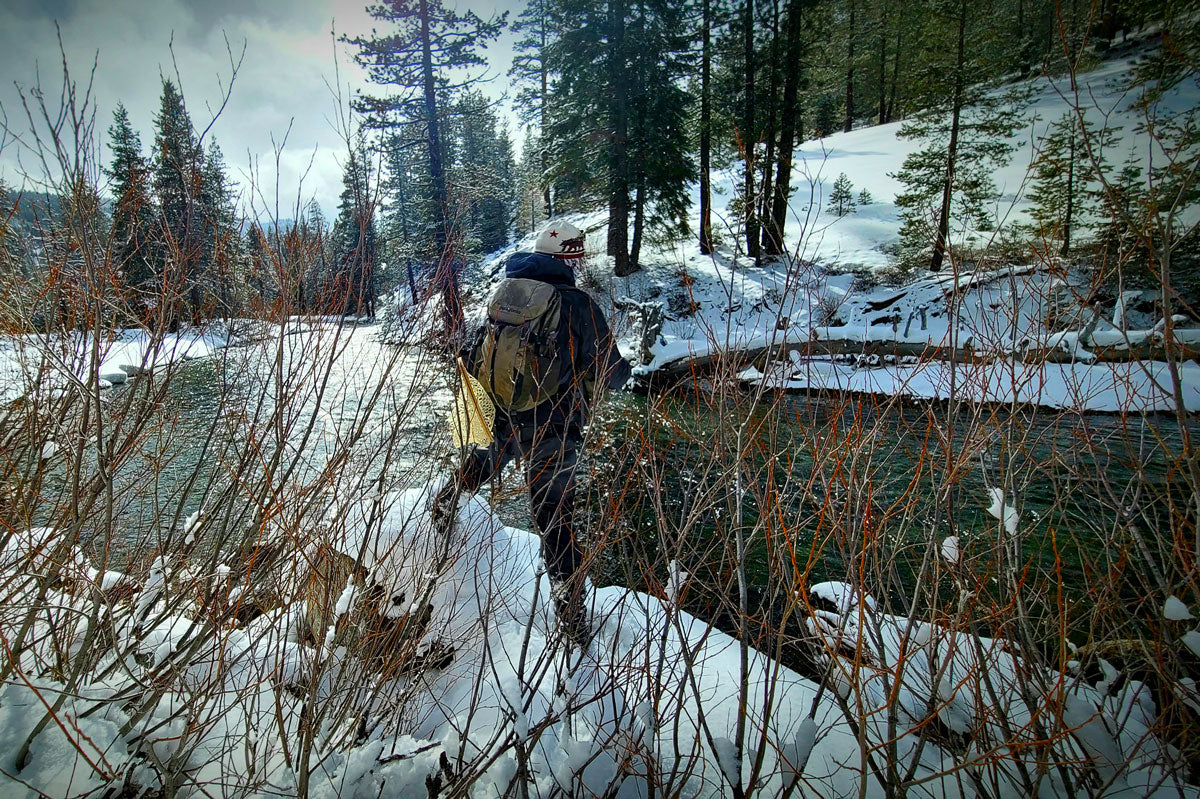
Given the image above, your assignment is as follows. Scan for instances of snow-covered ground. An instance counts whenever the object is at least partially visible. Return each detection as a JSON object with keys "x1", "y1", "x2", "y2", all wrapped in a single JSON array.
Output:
[
  {"x1": 782, "y1": 52, "x2": 1197, "y2": 271},
  {"x1": 0, "y1": 317, "x2": 379, "y2": 404},
  {"x1": 2, "y1": 489, "x2": 1195, "y2": 797}
]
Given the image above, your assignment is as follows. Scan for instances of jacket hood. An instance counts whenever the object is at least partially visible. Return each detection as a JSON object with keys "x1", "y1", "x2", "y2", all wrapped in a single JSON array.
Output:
[{"x1": 504, "y1": 251, "x2": 577, "y2": 287}]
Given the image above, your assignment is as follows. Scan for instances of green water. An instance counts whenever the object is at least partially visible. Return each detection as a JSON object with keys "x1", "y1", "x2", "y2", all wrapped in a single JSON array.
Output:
[
  {"x1": 586, "y1": 386, "x2": 1196, "y2": 627},
  {"x1": 80, "y1": 332, "x2": 1195, "y2": 635}
]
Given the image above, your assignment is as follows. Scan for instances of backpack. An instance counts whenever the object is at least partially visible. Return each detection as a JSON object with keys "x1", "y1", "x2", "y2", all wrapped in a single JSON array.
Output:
[{"x1": 472, "y1": 278, "x2": 565, "y2": 412}]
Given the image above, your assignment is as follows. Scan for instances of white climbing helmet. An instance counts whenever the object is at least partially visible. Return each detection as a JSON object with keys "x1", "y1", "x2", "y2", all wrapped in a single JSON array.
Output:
[{"x1": 534, "y1": 220, "x2": 586, "y2": 259}]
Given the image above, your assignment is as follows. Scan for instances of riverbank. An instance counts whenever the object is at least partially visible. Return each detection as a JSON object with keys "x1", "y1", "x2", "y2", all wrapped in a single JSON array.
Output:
[
  {"x1": 485, "y1": 224, "x2": 1200, "y2": 414},
  {"x1": 0, "y1": 316, "x2": 379, "y2": 404},
  {"x1": 2, "y1": 487, "x2": 1193, "y2": 797}
]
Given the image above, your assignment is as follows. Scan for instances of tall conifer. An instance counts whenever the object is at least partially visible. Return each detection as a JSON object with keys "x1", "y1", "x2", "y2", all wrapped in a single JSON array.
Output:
[{"x1": 105, "y1": 104, "x2": 155, "y2": 299}]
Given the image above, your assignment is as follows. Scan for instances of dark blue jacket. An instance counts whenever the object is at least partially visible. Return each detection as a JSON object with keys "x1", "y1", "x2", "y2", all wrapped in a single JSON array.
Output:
[{"x1": 471, "y1": 252, "x2": 631, "y2": 432}]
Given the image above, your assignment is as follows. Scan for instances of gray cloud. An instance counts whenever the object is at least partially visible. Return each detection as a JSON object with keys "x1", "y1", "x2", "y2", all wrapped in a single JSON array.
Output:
[{"x1": 0, "y1": 0, "x2": 518, "y2": 220}]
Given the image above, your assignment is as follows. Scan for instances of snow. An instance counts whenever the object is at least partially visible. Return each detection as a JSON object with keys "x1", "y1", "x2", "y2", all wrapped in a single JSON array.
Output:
[
  {"x1": 1164, "y1": 596, "x2": 1194, "y2": 621},
  {"x1": 941, "y1": 536, "x2": 961, "y2": 564},
  {"x1": 782, "y1": 54, "x2": 1199, "y2": 270},
  {"x1": 0, "y1": 326, "x2": 228, "y2": 402},
  {"x1": 0, "y1": 486, "x2": 1196, "y2": 797},
  {"x1": 665, "y1": 559, "x2": 689, "y2": 606},
  {"x1": 809, "y1": 580, "x2": 877, "y2": 614},
  {"x1": 985, "y1": 487, "x2": 1020, "y2": 535},
  {"x1": 334, "y1": 578, "x2": 358, "y2": 617}
]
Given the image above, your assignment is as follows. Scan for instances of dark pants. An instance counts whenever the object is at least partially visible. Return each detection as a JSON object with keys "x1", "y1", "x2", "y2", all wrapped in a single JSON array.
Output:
[{"x1": 451, "y1": 419, "x2": 581, "y2": 585}]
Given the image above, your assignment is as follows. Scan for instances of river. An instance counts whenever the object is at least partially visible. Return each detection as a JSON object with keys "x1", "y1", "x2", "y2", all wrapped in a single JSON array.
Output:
[{"x1": 89, "y1": 324, "x2": 1195, "y2": 640}]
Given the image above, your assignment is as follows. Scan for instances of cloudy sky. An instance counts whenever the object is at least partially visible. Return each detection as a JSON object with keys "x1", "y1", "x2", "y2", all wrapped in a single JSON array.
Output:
[{"x1": 0, "y1": 0, "x2": 523, "y2": 218}]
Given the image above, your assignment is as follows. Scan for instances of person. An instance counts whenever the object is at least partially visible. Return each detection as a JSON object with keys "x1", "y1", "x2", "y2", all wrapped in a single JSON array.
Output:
[{"x1": 433, "y1": 220, "x2": 631, "y2": 648}]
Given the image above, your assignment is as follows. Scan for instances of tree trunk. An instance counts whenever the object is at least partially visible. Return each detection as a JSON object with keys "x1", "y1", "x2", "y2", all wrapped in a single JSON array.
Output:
[
  {"x1": 765, "y1": 0, "x2": 802, "y2": 256},
  {"x1": 1016, "y1": 0, "x2": 1027, "y2": 72},
  {"x1": 930, "y1": 0, "x2": 966, "y2": 273},
  {"x1": 418, "y1": 0, "x2": 459, "y2": 332},
  {"x1": 540, "y1": 19, "x2": 553, "y2": 220},
  {"x1": 759, "y1": 0, "x2": 780, "y2": 253},
  {"x1": 844, "y1": 0, "x2": 856, "y2": 133},
  {"x1": 1063, "y1": 125, "x2": 1075, "y2": 255},
  {"x1": 419, "y1": 0, "x2": 448, "y2": 257},
  {"x1": 631, "y1": 180, "x2": 645, "y2": 269},
  {"x1": 743, "y1": 0, "x2": 760, "y2": 262},
  {"x1": 699, "y1": 0, "x2": 714, "y2": 254},
  {"x1": 608, "y1": 0, "x2": 634, "y2": 276},
  {"x1": 886, "y1": 22, "x2": 902, "y2": 122},
  {"x1": 877, "y1": 0, "x2": 887, "y2": 124}
]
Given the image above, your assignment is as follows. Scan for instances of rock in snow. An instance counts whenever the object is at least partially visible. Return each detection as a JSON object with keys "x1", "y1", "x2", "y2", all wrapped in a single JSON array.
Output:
[{"x1": 941, "y1": 536, "x2": 961, "y2": 565}]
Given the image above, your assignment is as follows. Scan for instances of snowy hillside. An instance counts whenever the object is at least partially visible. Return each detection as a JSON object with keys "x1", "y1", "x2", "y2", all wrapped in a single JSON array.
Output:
[
  {"x1": 776, "y1": 52, "x2": 1198, "y2": 270},
  {"x1": 447, "y1": 49, "x2": 1200, "y2": 414}
]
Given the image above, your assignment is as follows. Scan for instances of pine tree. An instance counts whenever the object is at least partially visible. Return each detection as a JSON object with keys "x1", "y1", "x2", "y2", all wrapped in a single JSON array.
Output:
[
  {"x1": 1028, "y1": 114, "x2": 1111, "y2": 255},
  {"x1": 626, "y1": 0, "x2": 695, "y2": 268},
  {"x1": 890, "y1": 0, "x2": 1023, "y2": 270},
  {"x1": 742, "y1": 0, "x2": 759, "y2": 261},
  {"x1": 305, "y1": 201, "x2": 333, "y2": 311},
  {"x1": 843, "y1": 0, "x2": 857, "y2": 132},
  {"x1": 756, "y1": 0, "x2": 782, "y2": 251},
  {"x1": 330, "y1": 146, "x2": 378, "y2": 317},
  {"x1": 699, "y1": 0, "x2": 715, "y2": 254},
  {"x1": 451, "y1": 91, "x2": 517, "y2": 257},
  {"x1": 104, "y1": 104, "x2": 155, "y2": 302},
  {"x1": 763, "y1": 0, "x2": 804, "y2": 255},
  {"x1": 151, "y1": 80, "x2": 206, "y2": 323},
  {"x1": 381, "y1": 137, "x2": 431, "y2": 305},
  {"x1": 244, "y1": 222, "x2": 273, "y2": 309},
  {"x1": 515, "y1": 128, "x2": 547, "y2": 236},
  {"x1": 547, "y1": 0, "x2": 692, "y2": 276},
  {"x1": 200, "y1": 139, "x2": 240, "y2": 315},
  {"x1": 348, "y1": 0, "x2": 503, "y2": 335},
  {"x1": 347, "y1": 1, "x2": 504, "y2": 261},
  {"x1": 607, "y1": 0, "x2": 633, "y2": 274},
  {"x1": 510, "y1": 0, "x2": 556, "y2": 219},
  {"x1": 827, "y1": 172, "x2": 856, "y2": 216},
  {"x1": 1093, "y1": 156, "x2": 1143, "y2": 267}
]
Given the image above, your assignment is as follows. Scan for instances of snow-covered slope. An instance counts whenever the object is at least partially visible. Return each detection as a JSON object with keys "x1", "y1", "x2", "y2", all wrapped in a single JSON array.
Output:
[
  {"x1": 780, "y1": 53, "x2": 1198, "y2": 270},
  {"x1": 3, "y1": 489, "x2": 1193, "y2": 797}
]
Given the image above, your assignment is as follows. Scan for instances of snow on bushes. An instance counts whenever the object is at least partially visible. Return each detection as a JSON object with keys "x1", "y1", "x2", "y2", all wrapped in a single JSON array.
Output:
[{"x1": 0, "y1": 486, "x2": 1195, "y2": 796}]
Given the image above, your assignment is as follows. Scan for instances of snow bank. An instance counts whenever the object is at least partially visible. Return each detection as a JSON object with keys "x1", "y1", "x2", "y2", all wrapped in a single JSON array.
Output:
[
  {"x1": 0, "y1": 316, "x2": 385, "y2": 403},
  {"x1": 746, "y1": 354, "x2": 1200, "y2": 412},
  {"x1": 1, "y1": 488, "x2": 1195, "y2": 796},
  {"x1": 0, "y1": 327, "x2": 230, "y2": 402}
]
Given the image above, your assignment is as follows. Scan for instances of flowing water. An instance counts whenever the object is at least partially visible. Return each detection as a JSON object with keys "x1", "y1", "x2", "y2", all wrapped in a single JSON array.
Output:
[{"x1": 92, "y1": 327, "x2": 1195, "y2": 625}]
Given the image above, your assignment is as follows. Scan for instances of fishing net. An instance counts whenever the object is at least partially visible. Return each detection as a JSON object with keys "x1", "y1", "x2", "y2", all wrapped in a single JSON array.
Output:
[{"x1": 450, "y1": 357, "x2": 495, "y2": 448}]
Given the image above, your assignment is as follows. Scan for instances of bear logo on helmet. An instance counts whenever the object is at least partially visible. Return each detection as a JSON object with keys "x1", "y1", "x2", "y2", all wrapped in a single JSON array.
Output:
[{"x1": 535, "y1": 221, "x2": 586, "y2": 260}]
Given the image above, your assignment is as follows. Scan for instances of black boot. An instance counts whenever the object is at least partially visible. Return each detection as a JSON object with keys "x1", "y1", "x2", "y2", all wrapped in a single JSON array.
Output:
[
  {"x1": 552, "y1": 580, "x2": 593, "y2": 651},
  {"x1": 430, "y1": 480, "x2": 460, "y2": 538}
]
